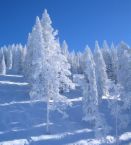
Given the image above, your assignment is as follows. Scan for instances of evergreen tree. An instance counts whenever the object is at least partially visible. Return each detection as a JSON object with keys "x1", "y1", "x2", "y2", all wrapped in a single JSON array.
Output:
[
  {"x1": 27, "y1": 16, "x2": 45, "y2": 99},
  {"x1": 6, "y1": 45, "x2": 13, "y2": 70},
  {"x1": 61, "y1": 40, "x2": 69, "y2": 58},
  {"x1": 12, "y1": 44, "x2": 24, "y2": 74},
  {"x1": 0, "y1": 53, "x2": 6, "y2": 75},
  {"x1": 82, "y1": 46, "x2": 110, "y2": 140},
  {"x1": 60, "y1": 40, "x2": 75, "y2": 92},
  {"x1": 76, "y1": 52, "x2": 83, "y2": 74},
  {"x1": 107, "y1": 82, "x2": 129, "y2": 145},
  {"x1": 28, "y1": 10, "x2": 74, "y2": 133},
  {"x1": 82, "y1": 46, "x2": 98, "y2": 122},
  {"x1": 94, "y1": 41, "x2": 109, "y2": 102},
  {"x1": 68, "y1": 50, "x2": 77, "y2": 74},
  {"x1": 117, "y1": 42, "x2": 131, "y2": 109},
  {"x1": 102, "y1": 40, "x2": 116, "y2": 82},
  {"x1": 110, "y1": 43, "x2": 118, "y2": 83}
]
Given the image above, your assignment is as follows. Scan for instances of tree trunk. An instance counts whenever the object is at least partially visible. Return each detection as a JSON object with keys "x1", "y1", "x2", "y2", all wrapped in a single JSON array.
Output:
[
  {"x1": 46, "y1": 95, "x2": 50, "y2": 134},
  {"x1": 115, "y1": 100, "x2": 119, "y2": 145}
]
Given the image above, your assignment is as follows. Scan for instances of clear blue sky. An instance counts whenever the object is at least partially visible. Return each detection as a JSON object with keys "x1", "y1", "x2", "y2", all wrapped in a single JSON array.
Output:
[{"x1": 0, "y1": 0, "x2": 131, "y2": 51}]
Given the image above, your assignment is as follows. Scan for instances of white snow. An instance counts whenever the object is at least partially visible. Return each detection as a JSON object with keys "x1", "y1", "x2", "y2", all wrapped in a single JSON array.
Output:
[
  {"x1": 0, "y1": 139, "x2": 29, "y2": 145},
  {"x1": 0, "y1": 74, "x2": 130, "y2": 145},
  {"x1": 0, "y1": 80, "x2": 28, "y2": 86},
  {"x1": 119, "y1": 132, "x2": 131, "y2": 141},
  {"x1": 31, "y1": 128, "x2": 92, "y2": 142}
]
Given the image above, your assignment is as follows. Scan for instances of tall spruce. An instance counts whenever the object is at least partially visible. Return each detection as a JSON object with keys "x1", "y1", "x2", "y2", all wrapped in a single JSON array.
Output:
[{"x1": 94, "y1": 41, "x2": 109, "y2": 102}]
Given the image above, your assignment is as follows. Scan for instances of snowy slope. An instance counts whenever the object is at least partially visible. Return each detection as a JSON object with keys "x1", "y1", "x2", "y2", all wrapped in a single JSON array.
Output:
[{"x1": 0, "y1": 74, "x2": 130, "y2": 145}]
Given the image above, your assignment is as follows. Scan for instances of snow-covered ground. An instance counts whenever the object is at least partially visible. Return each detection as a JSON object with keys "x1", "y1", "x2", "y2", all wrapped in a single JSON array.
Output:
[{"x1": 0, "y1": 74, "x2": 130, "y2": 145}]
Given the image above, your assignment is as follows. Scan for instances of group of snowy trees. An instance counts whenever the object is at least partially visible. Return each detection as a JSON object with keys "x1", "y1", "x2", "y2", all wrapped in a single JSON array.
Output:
[
  {"x1": 0, "y1": 44, "x2": 26, "y2": 75},
  {"x1": 73, "y1": 40, "x2": 131, "y2": 141},
  {"x1": 24, "y1": 10, "x2": 75, "y2": 133},
  {"x1": 0, "y1": 9, "x2": 130, "y2": 141},
  {"x1": 25, "y1": 10, "x2": 130, "y2": 141}
]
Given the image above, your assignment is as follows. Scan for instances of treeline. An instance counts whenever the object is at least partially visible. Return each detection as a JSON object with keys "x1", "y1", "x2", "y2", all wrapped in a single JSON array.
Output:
[{"x1": 0, "y1": 44, "x2": 26, "y2": 74}]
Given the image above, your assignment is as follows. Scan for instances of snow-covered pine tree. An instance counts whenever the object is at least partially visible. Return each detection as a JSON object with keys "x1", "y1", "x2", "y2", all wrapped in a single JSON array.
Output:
[
  {"x1": 76, "y1": 52, "x2": 83, "y2": 74},
  {"x1": 21, "y1": 45, "x2": 27, "y2": 74},
  {"x1": 61, "y1": 40, "x2": 69, "y2": 58},
  {"x1": 41, "y1": 8, "x2": 74, "y2": 111},
  {"x1": 82, "y1": 46, "x2": 98, "y2": 122},
  {"x1": 110, "y1": 43, "x2": 118, "y2": 83},
  {"x1": 2, "y1": 46, "x2": 7, "y2": 65},
  {"x1": 81, "y1": 48, "x2": 91, "y2": 74},
  {"x1": 28, "y1": 10, "x2": 74, "y2": 133},
  {"x1": 116, "y1": 41, "x2": 131, "y2": 114},
  {"x1": 27, "y1": 16, "x2": 44, "y2": 99},
  {"x1": 18, "y1": 44, "x2": 26, "y2": 73},
  {"x1": 94, "y1": 41, "x2": 109, "y2": 102},
  {"x1": 24, "y1": 34, "x2": 34, "y2": 80},
  {"x1": 107, "y1": 82, "x2": 128, "y2": 145},
  {"x1": 0, "y1": 51, "x2": 6, "y2": 75},
  {"x1": 6, "y1": 45, "x2": 13, "y2": 70},
  {"x1": 82, "y1": 46, "x2": 110, "y2": 140},
  {"x1": 12, "y1": 44, "x2": 24, "y2": 74},
  {"x1": 68, "y1": 50, "x2": 77, "y2": 74},
  {"x1": 117, "y1": 42, "x2": 131, "y2": 93},
  {"x1": 11, "y1": 44, "x2": 17, "y2": 72},
  {"x1": 75, "y1": 52, "x2": 82, "y2": 74},
  {"x1": 60, "y1": 40, "x2": 75, "y2": 93},
  {"x1": 68, "y1": 50, "x2": 83, "y2": 74},
  {"x1": 102, "y1": 40, "x2": 116, "y2": 82},
  {"x1": 26, "y1": 16, "x2": 51, "y2": 133}
]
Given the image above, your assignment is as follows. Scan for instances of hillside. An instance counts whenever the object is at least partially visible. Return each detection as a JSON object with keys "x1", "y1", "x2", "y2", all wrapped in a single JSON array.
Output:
[{"x1": 0, "y1": 74, "x2": 130, "y2": 145}]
